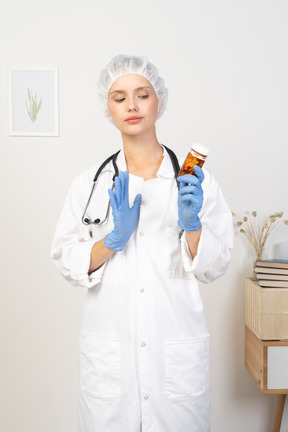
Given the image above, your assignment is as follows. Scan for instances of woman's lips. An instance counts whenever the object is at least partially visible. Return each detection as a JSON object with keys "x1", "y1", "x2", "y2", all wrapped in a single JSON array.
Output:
[{"x1": 125, "y1": 116, "x2": 143, "y2": 124}]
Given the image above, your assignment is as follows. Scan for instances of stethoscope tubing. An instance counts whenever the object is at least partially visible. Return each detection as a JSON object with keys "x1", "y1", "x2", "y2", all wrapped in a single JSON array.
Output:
[{"x1": 81, "y1": 150, "x2": 120, "y2": 225}]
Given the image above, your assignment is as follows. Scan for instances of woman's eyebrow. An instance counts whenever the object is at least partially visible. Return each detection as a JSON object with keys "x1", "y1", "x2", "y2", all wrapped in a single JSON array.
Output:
[
  {"x1": 135, "y1": 86, "x2": 152, "y2": 91},
  {"x1": 110, "y1": 86, "x2": 152, "y2": 95},
  {"x1": 109, "y1": 90, "x2": 125, "y2": 95}
]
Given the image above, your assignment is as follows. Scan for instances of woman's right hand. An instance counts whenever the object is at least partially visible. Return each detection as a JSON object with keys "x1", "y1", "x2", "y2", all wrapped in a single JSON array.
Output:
[{"x1": 104, "y1": 171, "x2": 142, "y2": 251}]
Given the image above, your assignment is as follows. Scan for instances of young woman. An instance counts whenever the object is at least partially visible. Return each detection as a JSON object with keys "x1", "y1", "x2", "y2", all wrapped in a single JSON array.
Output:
[{"x1": 51, "y1": 55, "x2": 234, "y2": 432}]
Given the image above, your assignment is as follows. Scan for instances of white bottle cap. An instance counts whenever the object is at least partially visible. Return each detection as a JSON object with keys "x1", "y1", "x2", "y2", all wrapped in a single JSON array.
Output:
[{"x1": 192, "y1": 142, "x2": 210, "y2": 156}]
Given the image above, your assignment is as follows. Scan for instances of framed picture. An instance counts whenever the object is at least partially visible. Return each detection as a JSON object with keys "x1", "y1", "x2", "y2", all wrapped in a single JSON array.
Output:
[{"x1": 8, "y1": 67, "x2": 59, "y2": 136}]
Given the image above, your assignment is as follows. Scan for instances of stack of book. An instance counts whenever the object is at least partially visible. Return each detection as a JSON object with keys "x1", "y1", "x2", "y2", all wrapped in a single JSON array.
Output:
[{"x1": 254, "y1": 259, "x2": 288, "y2": 288}]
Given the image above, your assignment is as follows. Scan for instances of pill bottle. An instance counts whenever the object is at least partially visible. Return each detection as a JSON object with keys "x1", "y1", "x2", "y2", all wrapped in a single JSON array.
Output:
[{"x1": 178, "y1": 143, "x2": 210, "y2": 176}]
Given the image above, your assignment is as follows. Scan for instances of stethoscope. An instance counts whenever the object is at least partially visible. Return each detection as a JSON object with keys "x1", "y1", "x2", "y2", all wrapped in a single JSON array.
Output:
[{"x1": 81, "y1": 145, "x2": 180, "y2": 225}]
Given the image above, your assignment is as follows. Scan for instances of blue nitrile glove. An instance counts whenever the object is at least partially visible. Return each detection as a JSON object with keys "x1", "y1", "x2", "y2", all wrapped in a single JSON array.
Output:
[
  {"x1": 104, "y1": 171, "x2": 142, "y2": 251},
  {"x1": 177, "y1": 165, "x2": 205, "y2": 231}
]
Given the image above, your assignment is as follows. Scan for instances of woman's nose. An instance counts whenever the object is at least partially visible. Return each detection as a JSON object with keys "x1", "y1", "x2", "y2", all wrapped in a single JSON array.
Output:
[{"x1": 127, "y1": 98, "x2": 138, "y2": 112}]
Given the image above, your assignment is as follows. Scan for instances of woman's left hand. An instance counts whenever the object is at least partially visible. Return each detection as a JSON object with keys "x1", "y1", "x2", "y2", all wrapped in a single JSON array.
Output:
[
  {"x1": 104, "y1": 171, "x2": 142, "y2": 251},
  {"x1": 177, "y1": 165, "x2": 204, "y2": 231}
]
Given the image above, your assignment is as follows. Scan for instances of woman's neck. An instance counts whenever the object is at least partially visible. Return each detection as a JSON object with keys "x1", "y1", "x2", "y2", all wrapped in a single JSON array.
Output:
[{"x1": 121, "y1": 131, "x2": 164, "y2": 180}]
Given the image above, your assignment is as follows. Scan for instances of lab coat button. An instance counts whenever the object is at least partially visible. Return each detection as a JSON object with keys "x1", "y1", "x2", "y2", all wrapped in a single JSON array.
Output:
[
  {"x1": 140, "y1": 288, "x2": 144, "y2": 293},
  {"x1": 139, "y1": 232, "x2": 144, "y2": 236},
  {"x1": 144, "y1": 395, "x2": 149, "y2": 400},
  {"x1": 141, "y1": 342, "x2": 146, "y2": 347}
]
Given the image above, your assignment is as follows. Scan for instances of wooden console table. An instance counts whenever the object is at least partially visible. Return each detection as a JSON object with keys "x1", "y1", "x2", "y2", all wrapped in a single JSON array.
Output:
[{"x1": 245, "y1": 326, "x2": 288, "y2": 431}]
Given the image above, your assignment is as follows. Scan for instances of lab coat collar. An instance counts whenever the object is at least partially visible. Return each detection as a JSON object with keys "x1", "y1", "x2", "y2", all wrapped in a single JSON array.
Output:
[
  {"x1": 157, "y1": 145, "x2": 177, "y2": 179},
  {"x1": 117, "y1": 145, "x2": 176, "y2": 180},
  {"x1": 117, "y1": 147, "x2": 128, "y2": 172}
]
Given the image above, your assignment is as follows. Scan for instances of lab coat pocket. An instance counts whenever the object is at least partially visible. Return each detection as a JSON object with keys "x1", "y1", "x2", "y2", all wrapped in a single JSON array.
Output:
[
  {"x1": 164, "y1": 335, "x2": 210, "y2": 401},
  {"x1": 80, "y1": 332, "x2": 121, "y2": 401},
  {"x1": 164, "y1": 227, "x2": 194, "y2": 279}
]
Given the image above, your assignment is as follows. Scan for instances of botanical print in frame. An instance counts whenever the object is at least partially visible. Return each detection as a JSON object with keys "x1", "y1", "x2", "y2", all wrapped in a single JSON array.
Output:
[{"x1": 8, "y1": 67, "x2": 59, "y2": 136}]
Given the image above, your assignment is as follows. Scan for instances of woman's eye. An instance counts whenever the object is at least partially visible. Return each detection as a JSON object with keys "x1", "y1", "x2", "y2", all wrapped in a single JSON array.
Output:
[
  {"x1": 115, "y1": 98, "x2": 125, "y2": 103},
  {"x1": 139, "y1": 94, "x2": 149, "y2": 99}
]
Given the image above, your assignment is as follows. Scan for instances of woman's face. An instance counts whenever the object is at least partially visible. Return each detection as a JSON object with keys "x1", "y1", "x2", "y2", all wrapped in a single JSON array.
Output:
[{"x1": 107, "y1": 74, "x2": 159, "y2": 137}]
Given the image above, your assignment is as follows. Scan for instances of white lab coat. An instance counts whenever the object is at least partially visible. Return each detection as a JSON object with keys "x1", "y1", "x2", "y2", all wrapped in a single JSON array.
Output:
[{"x1": 51, "y1": 147, "x2": 234, "y2": 432}]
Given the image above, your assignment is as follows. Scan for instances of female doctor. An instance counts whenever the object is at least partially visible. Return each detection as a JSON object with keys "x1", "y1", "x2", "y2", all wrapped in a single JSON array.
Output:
[{"x1": 51, "y1": 55, "x2": 234, "y2": 432}]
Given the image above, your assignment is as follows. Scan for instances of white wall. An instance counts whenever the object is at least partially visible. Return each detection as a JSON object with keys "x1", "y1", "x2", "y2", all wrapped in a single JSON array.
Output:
[{"x1": 1, "y1": 0, "x2": 288, "y2": 431}]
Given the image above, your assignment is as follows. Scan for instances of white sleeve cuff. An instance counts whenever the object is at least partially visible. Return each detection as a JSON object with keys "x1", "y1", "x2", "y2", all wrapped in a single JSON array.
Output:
[
  {"x1": 62, "y1": 240, "x2": 106, "y2": 289},
  {"x1": 180, "y1": 224, "x2": 229, "y2": 283}
]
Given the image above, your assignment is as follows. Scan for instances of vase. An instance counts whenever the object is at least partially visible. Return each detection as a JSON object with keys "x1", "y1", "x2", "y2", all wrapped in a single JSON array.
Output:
[{"x1": 251, "y1": 249, "x2": 264, "y2": 280}]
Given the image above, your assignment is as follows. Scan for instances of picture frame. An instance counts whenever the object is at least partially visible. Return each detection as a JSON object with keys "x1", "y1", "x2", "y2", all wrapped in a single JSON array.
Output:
[{"x1": 8, "y1": 67, "x2": 59, "y2": 137}]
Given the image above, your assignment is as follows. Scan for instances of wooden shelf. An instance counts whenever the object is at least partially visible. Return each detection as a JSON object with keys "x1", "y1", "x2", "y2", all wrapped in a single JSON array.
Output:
[
  {"x1": 245, "y1": 326, "x2": 288, "y2": 394},
  {"x1": 245, "y1": 326, "x2": 288, "y2": 431}
]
